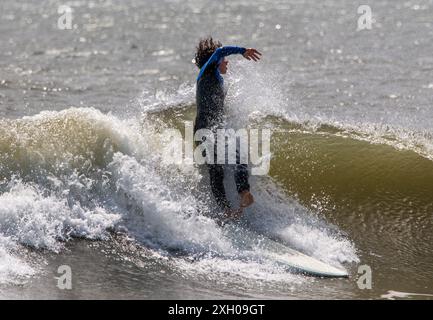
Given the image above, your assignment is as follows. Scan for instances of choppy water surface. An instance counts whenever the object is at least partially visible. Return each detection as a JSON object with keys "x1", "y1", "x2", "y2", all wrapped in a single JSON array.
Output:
[{"x1": 0, "y1": 0, "x2": 432, "y2": 299}]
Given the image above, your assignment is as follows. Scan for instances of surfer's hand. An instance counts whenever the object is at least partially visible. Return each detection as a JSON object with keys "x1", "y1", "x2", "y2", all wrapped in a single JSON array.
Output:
[{"x1": 243, "y1": 48, "x2": 262, "y2": 62}]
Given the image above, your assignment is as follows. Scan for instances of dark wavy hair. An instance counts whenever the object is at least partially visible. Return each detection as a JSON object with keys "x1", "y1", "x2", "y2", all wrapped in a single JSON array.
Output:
[{"x1": 194, "y1": 37, "x2": 222, "y2": 69}]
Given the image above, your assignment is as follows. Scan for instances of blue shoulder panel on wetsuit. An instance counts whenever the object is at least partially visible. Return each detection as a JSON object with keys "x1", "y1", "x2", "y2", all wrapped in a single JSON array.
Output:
[{"x1": 196, "y1": 46, "x2": 246, "y2": 82}]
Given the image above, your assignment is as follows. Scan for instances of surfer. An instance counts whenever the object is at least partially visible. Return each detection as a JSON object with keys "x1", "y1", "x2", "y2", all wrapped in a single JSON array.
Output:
[{"x1": 194, "y1": 37, "x2": 262, "y2": 220}]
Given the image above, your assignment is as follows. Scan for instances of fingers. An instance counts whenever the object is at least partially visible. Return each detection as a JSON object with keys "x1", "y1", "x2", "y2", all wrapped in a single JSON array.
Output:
[
  {"x1": 246, "y1": 52, "x2": 258, "y2": 62},
  {"x1": 251, "y1": 48, "x2": 262, "y2": 56},
  {"x1": 248, "y1": 52, "x2": 259, "y2": 61},
  {"x1": 252, "y1": 50, "x2": 261, "y2": 60},
  {"x1": 246, "y1": 48, "x2": 262, "y2": 62}
]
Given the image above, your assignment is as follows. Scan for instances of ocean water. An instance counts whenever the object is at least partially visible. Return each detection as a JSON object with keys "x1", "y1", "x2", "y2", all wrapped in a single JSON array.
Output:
[{"x1": 0, "y1": 0, "x2": 432, "y2": 299}]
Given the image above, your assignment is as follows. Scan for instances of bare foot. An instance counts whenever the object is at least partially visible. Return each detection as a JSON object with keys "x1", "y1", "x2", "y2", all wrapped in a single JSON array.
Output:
[
  {"x1": 239, "y1": 190, "x2": 254, "y2": 209},
  {"x1": 218, "y1": 192, "x2": 254, "y2": 224}
]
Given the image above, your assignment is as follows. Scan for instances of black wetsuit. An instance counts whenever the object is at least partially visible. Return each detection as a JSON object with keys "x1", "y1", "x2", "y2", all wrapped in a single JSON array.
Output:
[{"x1": 195, "y1": 46, "x2": 250, "y2": 210}]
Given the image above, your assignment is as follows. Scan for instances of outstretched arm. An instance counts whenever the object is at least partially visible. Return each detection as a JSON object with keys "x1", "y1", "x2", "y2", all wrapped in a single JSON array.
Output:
[
  {"x1": 208, "y1": 46, "x2": 247, "y2": 66},
  {"x1": 197, "y1": 46, "x2": 262, "y2": 81}
]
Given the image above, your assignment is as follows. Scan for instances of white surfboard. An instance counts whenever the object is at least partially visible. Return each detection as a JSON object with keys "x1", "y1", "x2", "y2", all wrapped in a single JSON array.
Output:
[{"x1": 223, "y1": 223, "x2": 349, "y2": 278}]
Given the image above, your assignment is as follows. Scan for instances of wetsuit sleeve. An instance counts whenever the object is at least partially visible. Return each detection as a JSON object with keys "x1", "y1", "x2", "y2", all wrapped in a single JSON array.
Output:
[
  {"x1": 197, "y1": 46, "x2": 246, "y2": 82},
  {"x1": 217, "y1": 46, "x2": 247, "y2": 58}
]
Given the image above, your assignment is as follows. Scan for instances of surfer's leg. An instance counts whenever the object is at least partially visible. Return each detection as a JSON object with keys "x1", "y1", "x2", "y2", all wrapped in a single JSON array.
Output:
[
  {"x1": 234, "y1": 163, "x2": 249, "y2": 194},
  {"x1": 207, "y1": 163, "x2": 231, "y2": 210},
  {"x1": 234, "y1": 148, "x2": 250, "y2": 194},
  {"x1": 234, "y1": 148, "x2": 254, "y2": 208},
  {"x1": 195, "y1": 136, "x2": 230, "y2": 211}
]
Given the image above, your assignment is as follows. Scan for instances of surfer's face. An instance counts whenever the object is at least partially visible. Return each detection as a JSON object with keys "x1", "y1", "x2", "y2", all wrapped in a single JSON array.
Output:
[{"x1": 218, "y1": 58, "x2": 228, "y2": 74}]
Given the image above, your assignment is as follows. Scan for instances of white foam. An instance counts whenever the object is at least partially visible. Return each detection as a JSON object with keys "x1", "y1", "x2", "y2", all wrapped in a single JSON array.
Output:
[
  {"x1": 0, "y1": 181, "x2": 120, "y2": 250},
  {"x1": 223, "y1": 174, "x2": 359, "y2": 268},
  {"x1": 381, "y1": 290, "x2": 433, "y2": 300},
  {"x1": 176, "y1": 255, "x2": 305, "y2": 286},
  {"x1": 0, "y1": 237, "x2": 35, "y2": 285},
  {"x1": 136, "y1": 83, "x2": 195, "y2": 113},
  {"x1": 226, "y1": 61, "x2": 433, "y2": 161},
  {"x1": 0, "y1": 180, "x2": 120, "y2": 284},
  {"x1": 0, "y1": 104, "x2": 360, "y2": 285},
  {"x1": 108, "y1": 153, "x2": 233, "y2": 254}
]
